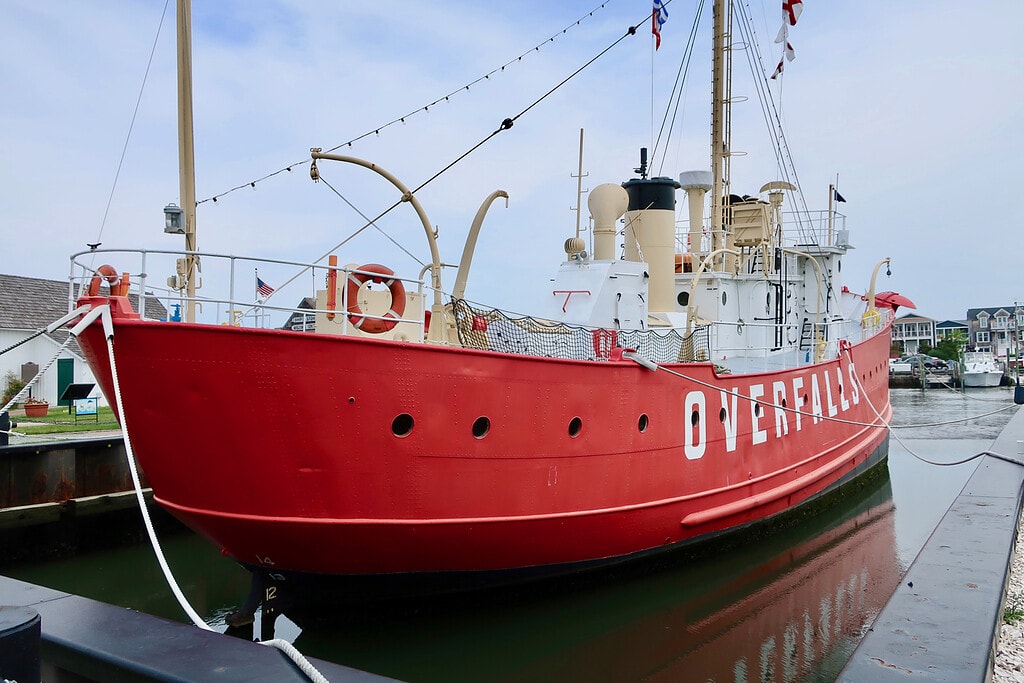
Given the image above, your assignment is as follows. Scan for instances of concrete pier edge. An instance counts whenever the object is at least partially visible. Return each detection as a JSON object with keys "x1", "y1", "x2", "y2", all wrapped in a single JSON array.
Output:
[
  {"x1": 0, "y1": 576, "x2": 400, "y2": 682},
  {"x1": 838, "y1": 404, "x2": 1024, "y2": 681}
]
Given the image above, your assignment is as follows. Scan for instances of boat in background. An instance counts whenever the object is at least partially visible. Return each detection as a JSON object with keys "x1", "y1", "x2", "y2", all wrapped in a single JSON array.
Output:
[
  {"x1": 963, "y1": 351, "x2": 1003, "y2": 387},
  {"x1": 66, "y1": 0, "x2": 904, "y2": 609}
]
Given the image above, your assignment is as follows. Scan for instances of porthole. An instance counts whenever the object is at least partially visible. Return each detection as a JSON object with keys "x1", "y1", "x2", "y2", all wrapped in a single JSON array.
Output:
[
  {"x1": 719, "y1": 407, "x2": 727, "y2": 422},
  {"x1": 721, "y1": 290, "x2": 728, "y2": 306},
  {"x1": 691, "y1": 410, "x2": 700, "y2": 427},
  {"x1": 568, "y1": 416, "x2": 583, "y2": 438},
  {"x1": 472, "y1": 416, "x2": 491, "y2": 439},
  {"x1": 638, "y1": 414, "x2": 649, "y2": 432},
  {"x1": 754, "y1": 403, "x2": 762, "y2": 417},
  {"x1": 678, "y1": 291, "x2": 689, "y2": 307},
  {"x1": 392, "y1": 413, "x2": 414, "y2": 437},
  {"x1": 781, "y1": 398, "x2": 788, "y2": 408}
]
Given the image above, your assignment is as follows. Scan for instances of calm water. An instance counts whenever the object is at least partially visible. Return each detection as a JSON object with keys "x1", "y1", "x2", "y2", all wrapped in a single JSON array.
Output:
[{"x1": 3, "y1": 386, "x2": 1019, "y2": 682}]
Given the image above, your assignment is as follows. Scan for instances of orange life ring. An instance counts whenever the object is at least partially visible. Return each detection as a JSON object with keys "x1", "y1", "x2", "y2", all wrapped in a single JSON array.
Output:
[
  {"x1": 346, "y1": 264, "x2": 406, "y2": 333},
  {"x1": 87, "y1": 264, "x2": 127, "y2": 296}
]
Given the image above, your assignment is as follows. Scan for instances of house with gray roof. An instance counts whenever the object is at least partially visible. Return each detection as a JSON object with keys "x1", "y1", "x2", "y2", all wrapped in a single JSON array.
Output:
[
  {"x1": 0, "y1": 273, "x2": 166, "y2": 407},
  {"x1": 965, "y1": 305, "x2": 1024, "y2": 361}
]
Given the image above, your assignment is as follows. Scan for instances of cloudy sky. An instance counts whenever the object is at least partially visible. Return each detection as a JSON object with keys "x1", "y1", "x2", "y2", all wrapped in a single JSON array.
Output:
[{"x1": 3, "y1": 0, "x2": 1022, "y2": 322}]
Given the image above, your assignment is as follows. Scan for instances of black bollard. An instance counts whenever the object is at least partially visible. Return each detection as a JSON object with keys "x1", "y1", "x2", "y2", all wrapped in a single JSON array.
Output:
[
  {"x1": 0, "y1": 606, "x2": 40, "y2": 683},
  {"x1": 0, "y1": 410, "x2": 9, "y2": 447}
]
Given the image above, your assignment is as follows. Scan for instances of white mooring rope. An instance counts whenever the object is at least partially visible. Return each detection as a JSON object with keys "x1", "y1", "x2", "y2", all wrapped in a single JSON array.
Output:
[
  {"x1": 71, "y1": 304, "x2": 329, "y2": 681},
  {"x1": 260, "y1": 640, "x2": 330, "y2": 683}
]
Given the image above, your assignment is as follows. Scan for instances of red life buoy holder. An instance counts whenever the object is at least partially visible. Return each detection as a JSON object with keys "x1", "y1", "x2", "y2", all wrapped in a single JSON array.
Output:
[
  {"x1": 346, "y1": 264, "x2": 406, "y2": 334},
  {"x1": 87, "y1": 264, "x2": 124, "y2": 296}
]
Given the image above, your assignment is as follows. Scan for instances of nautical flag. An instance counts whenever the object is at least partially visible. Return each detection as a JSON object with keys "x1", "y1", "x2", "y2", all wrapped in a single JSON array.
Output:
[
  {"x1": 772, "y1": 0, "x2": 801, "y2": 79},
  {"x1": 770, "y1": 43, "x2": 795, "y2": 79},
  {"x1": 652, "y1": 0, "x2": 668, "y2": 50},
  {"x1": 783, "y1": 0, "x2": 803, "y2": 26},
  {"x1": 834, "y1": 189, "x2": 847, "y2": 203},
  {"x1": 257, "y1": 277, "x2": 275, "y2": 298}
]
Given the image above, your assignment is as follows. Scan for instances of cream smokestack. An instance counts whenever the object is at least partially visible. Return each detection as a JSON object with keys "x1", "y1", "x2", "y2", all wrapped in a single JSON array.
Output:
[{"x1": 588, "y1": 183, "x2": 629, "y2": 261}]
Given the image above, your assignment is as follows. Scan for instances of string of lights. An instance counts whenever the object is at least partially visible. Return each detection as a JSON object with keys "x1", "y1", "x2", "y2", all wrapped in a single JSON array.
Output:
[{"x1": 197, "y1": 1, "x2": 616, "y2": 207}]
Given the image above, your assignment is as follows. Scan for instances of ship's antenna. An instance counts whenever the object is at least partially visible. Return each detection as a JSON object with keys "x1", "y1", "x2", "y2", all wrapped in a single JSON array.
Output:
[
  {"x1": 635, "y1": 147, "x2": 649, "y2": 179},
  {"x1": 571, "y1": 128, "x2": 589, "y2": 239}
]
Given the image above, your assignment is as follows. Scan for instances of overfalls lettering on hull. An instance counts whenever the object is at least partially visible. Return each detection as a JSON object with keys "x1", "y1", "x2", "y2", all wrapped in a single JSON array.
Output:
[{"x1": 685, "y1": 362, "x2": 861, "y2": 460}]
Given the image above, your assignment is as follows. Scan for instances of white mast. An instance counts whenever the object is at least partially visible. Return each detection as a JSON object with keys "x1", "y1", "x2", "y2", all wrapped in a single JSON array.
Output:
[
  {"x1": 710, "y1": 0, "x2": 732, "y2": 271},
  {"x1": 177, "y1": 0, "x2": 198, "y2": 322}
]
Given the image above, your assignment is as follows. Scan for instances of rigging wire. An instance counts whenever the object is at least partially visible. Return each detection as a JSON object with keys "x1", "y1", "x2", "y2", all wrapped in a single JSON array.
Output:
[
  {"x1": 651, "y1": 0, "x2": 705, "y2": 177},
  {"x1": 248, "y1": 172, "x2": 431, "y2": 311},
  {"x1": 197, "y1": 1, "x2": 618, "y2": 208},
  {"x1": 91, "y1": 0, "x2": 172, "y2": 259},
  {"x1": 729, "y1": 1, "x2": 840, "y2": 313},
  {"x1": 732, "y1": 2, "x2": 811, "y2": 224},
  {"x1": 316, "y1": 177, "x2": 427, "y2": 270},
  {"x1": 255, "y1": 17, "x2": 648, "y2": 312}
]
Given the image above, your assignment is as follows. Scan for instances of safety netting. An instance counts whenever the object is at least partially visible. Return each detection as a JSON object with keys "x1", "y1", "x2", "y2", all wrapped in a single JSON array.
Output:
[{"x1": 450, "y1": 299, "x2": 710, "y2": 364}]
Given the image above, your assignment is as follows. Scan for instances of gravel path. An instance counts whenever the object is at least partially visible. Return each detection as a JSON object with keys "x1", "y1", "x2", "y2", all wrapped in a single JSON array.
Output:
[{"x1": 995, "y1": 511, "x2": 1024, "y2": 682}]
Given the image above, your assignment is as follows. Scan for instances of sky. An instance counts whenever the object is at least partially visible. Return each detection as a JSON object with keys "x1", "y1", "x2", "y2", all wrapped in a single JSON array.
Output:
[{"x1": 2, "y1": 0, "x2": 1023, "y2": 323}]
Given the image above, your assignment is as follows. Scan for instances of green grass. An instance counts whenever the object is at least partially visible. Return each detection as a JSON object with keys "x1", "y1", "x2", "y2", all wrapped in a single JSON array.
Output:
[
  {"x1": 12, "y1": 405, "x2": 121, "y2": 434},
  {"x1": 1005, "y1": 597, "x2": 1024, "y2": 625}
]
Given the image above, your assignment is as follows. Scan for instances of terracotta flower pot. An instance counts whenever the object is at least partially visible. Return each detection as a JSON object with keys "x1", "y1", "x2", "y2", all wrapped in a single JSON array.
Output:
[{"x1": 24, "y1": 403, "x2": 49, "y2": 417}]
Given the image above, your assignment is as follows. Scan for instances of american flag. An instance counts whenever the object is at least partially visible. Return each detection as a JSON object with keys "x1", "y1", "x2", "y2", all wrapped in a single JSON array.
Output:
[{"x1": 257, "y1": 277, "x2": 275, "y2": 298}]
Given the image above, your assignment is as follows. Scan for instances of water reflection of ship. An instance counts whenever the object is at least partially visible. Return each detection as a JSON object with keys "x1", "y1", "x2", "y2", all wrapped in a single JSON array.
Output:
[
  {"x1": 650, "y1": 489, "x2": 898, "y2": 682},
  {"x1": 292, "y1": 470, "x2": 899, "y2": 683}
]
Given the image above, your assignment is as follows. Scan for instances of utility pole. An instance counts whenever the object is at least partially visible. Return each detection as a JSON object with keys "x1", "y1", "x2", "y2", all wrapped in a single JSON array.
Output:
[{"x1": 1016, "y1": 300, "x2": 1021, "y2": 386}]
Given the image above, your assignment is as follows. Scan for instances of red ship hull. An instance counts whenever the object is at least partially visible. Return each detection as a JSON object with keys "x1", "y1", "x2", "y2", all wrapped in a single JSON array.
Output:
[{"x1": 75, "y1": 297, "x2": 891, "y2": 579}]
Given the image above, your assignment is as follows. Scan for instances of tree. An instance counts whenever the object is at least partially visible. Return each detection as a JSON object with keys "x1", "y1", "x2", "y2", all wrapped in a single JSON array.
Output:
[
  {"x1": 2, "y1": 370, "x2": 26, "y2": 406},
  {"x1": 932, "y1": 331, "x2": 968, "y2": 362}
]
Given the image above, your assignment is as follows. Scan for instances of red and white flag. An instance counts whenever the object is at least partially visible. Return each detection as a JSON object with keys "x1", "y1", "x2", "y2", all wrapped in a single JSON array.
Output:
[
  {"x1": 772, "y1": 0, "x2": 802, "y2": 79},
  {"x1": 775, "y1": 0, "x2": 802, "y2": 43},
  {"x1": 783, "y1": 0, "x2": 803, "y2": 26},
  {"x1": 770, "y1": 42, "x2": 795, "y2": 80}
]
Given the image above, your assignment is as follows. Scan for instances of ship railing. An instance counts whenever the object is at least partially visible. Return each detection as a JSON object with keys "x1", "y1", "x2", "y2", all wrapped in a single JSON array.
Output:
[
  {"x1": 67, "y1": 248, "x2": 427, "y2": 333},
  {"x1": 778, "y1": 210, "x2": 848, "y2": 250},
  {"x1": 703, "y1": 315, "x2": 874, "y2": 372},
  {"x1": 674, "y1": 210, "x2": 848, "y2": 253},
  {"x1": 450, "y1": 299, "x2": 711, "y2": 363}
]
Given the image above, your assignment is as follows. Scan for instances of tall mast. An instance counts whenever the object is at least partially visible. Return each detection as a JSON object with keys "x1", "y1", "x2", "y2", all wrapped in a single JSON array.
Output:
[
  {"x1": 710, "y1": 0, "x2": 732, "y2": 266},
  {"x1": 573, "y1": 128, "x2": 586, "y2": 239},
  {"x1": 177, "y1": 0, "x2": 198, "y2": 322}
]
